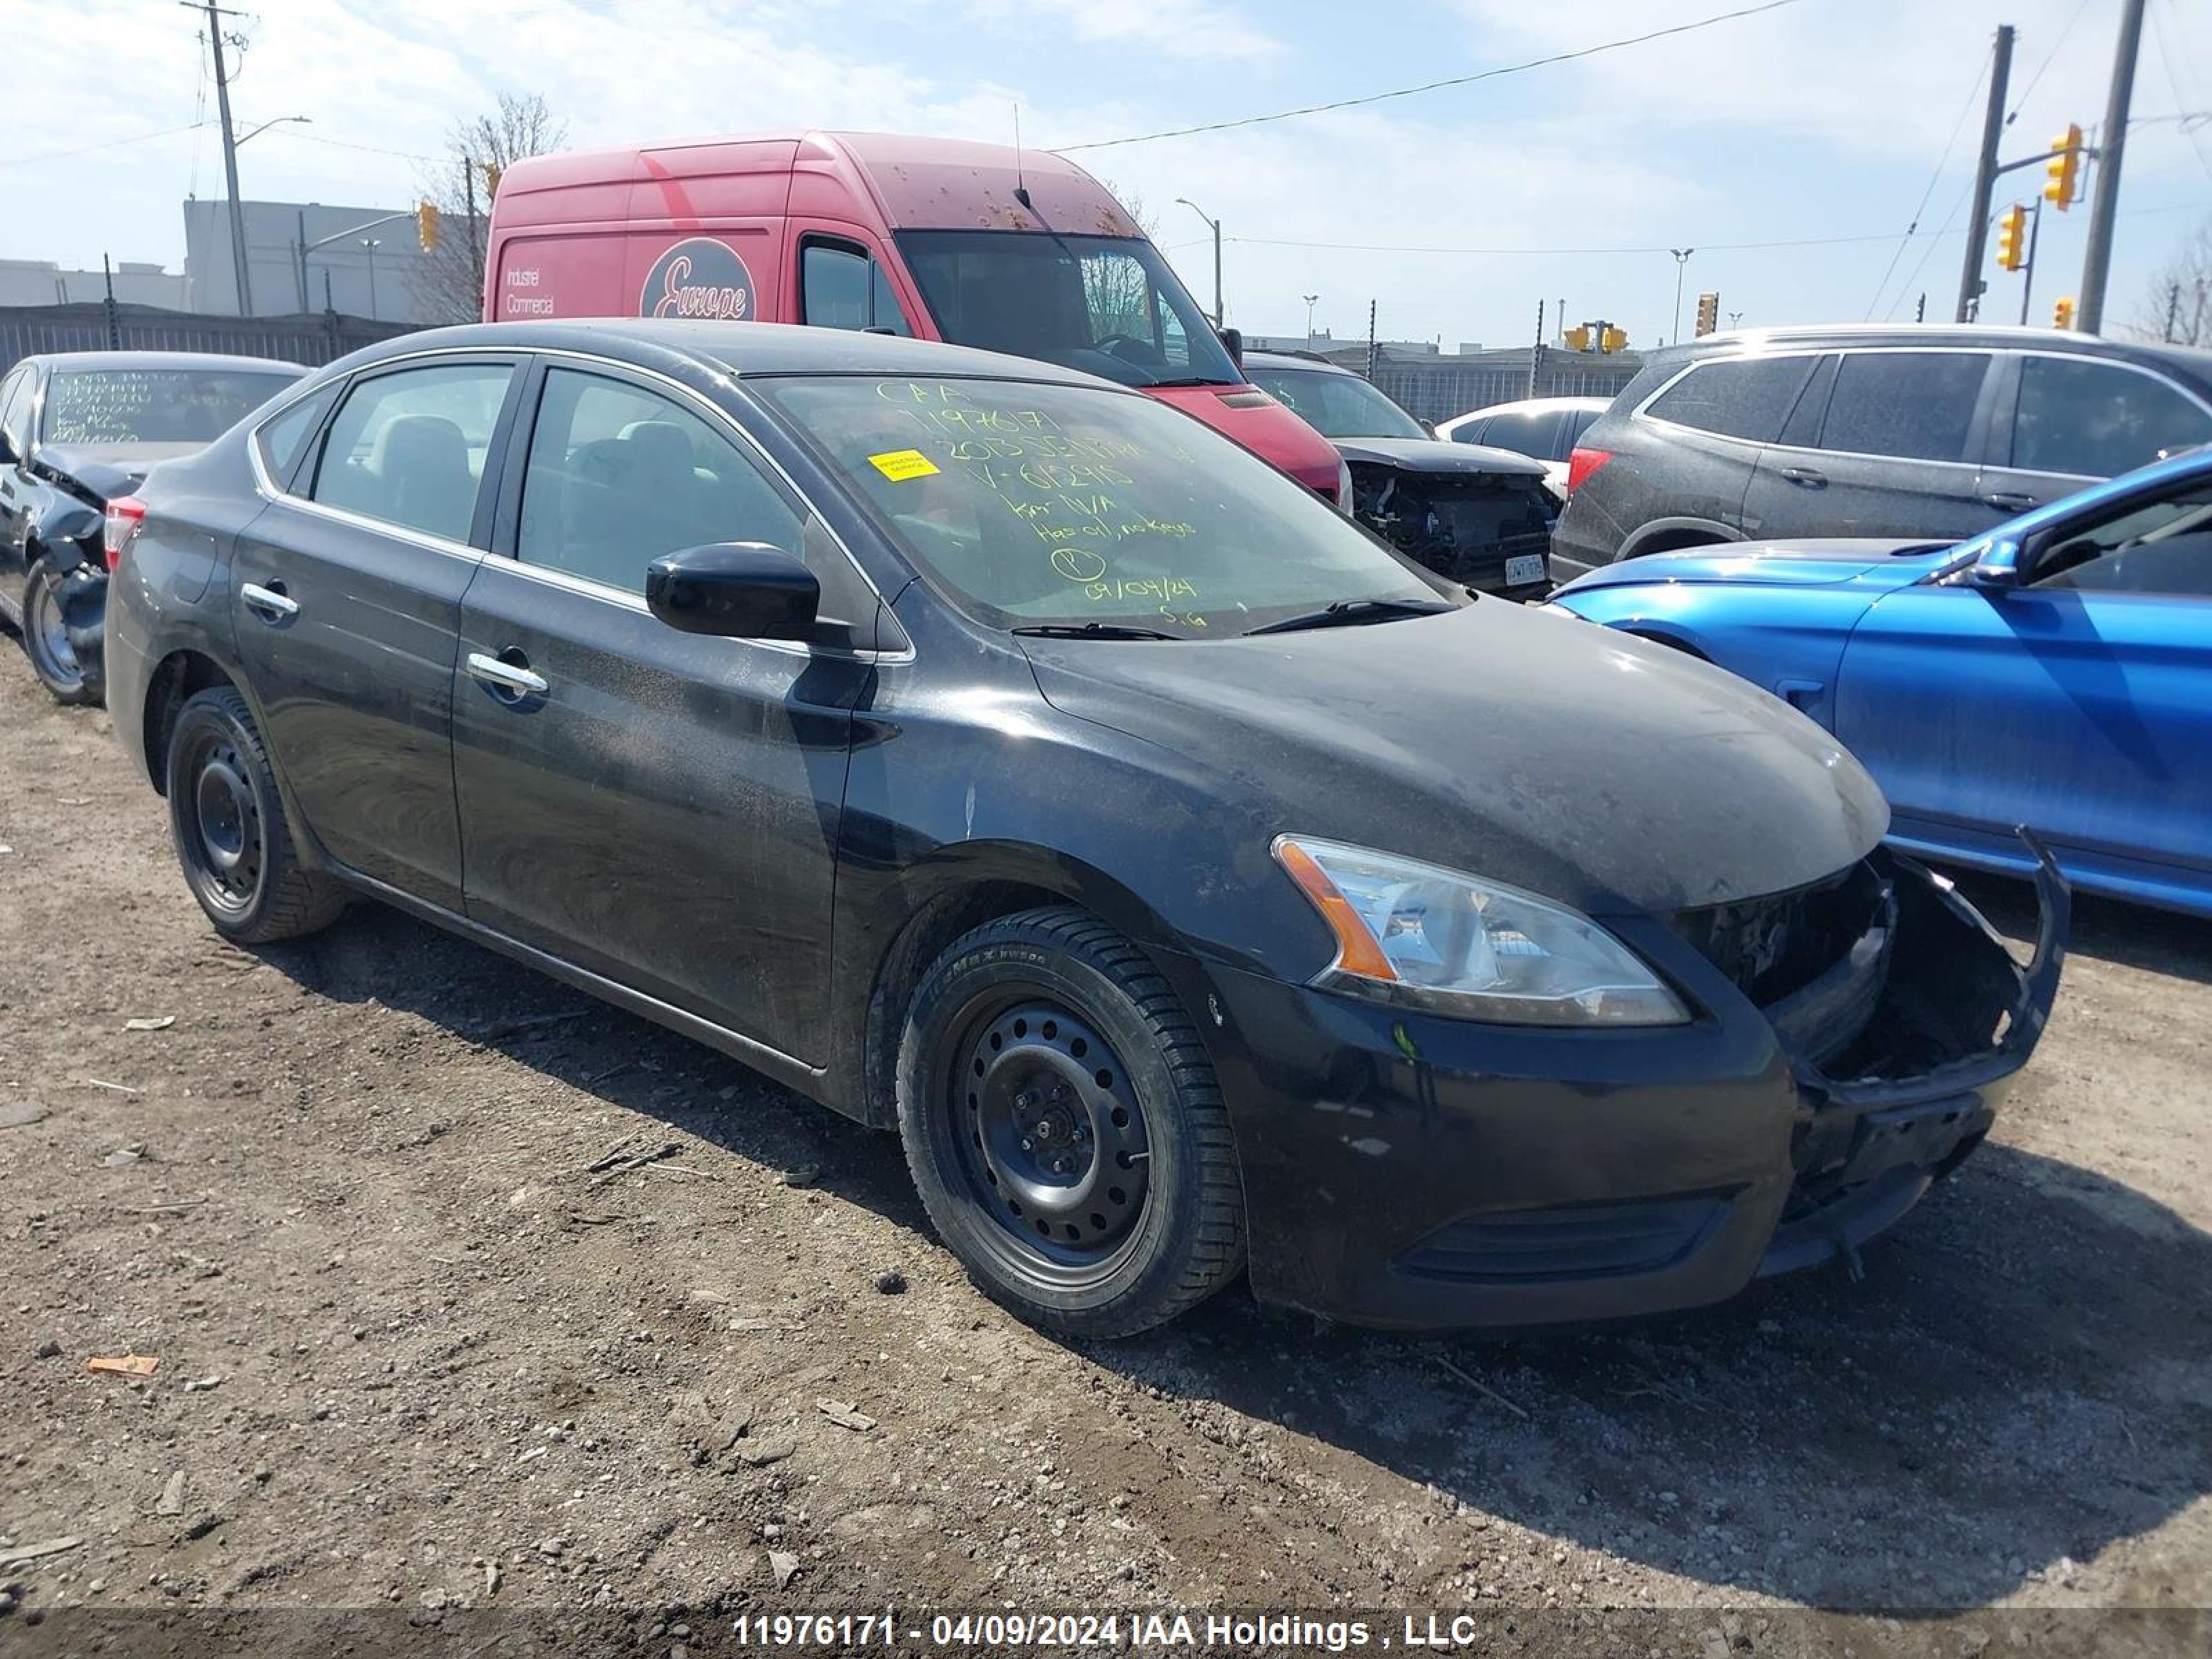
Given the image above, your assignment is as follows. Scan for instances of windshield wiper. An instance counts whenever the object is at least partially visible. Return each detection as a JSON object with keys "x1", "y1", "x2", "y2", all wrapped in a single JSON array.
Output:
[
  {"x1": 1143, "y1": 376, "x2": 1239, "y2": 388},
  {"x1": 1010, "y1": 621, "x2": 1180, "y2": 641},
  {"x1": 1241, "y1": 598, "x2": 1455, "y2": 637}
]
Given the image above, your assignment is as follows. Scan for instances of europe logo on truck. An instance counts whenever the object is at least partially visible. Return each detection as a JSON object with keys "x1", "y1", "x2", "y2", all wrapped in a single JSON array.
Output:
[{"x1": 639, "y1": 238, "x2": 755, "y2": 321}]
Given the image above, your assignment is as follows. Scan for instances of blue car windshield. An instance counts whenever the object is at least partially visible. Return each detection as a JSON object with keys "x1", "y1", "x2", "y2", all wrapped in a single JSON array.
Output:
[{"x1": 763, "y1": 374, "x2": 1446, "y2": 638}]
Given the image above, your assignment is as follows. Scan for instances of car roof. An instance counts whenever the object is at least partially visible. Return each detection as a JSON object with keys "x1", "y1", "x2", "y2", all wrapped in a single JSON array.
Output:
[
  {"x1": 1449, "y1": 395, "x2": 1613, "y2": 418},
  {"x1": 17, "y1": 350, "x2": 309, "y2": 375},
  {"x1": 1652, "y1": 324, "x2": 2212, "y2": 380},
  {"x1": 324, "y1": 319, "x2": 1141, "y2": 392}
]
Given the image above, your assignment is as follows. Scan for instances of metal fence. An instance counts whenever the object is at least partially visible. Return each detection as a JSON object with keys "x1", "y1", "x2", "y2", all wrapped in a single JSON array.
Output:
[
  {"x1": 1365, "y1": 353, "x2": 1648, "y2": 423},
  {"x1": 0, "y1": 301, "x2": 420, "y2": 377}
]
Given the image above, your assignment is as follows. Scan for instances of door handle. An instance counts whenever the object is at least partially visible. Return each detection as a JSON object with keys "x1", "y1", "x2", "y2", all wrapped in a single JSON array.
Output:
[
  {"x1": 1777, "y1": 465, "x2": 1828, "y2": 486},
  {"x1": 1984, "y1": 491, "x2": 2036, "y2": 511},
  {"x1": 467, "y1": 650, "x2": 548, "y2": 700},
  {"x1": 241, "y1": 581, "x2": 299, "y2": 621}
]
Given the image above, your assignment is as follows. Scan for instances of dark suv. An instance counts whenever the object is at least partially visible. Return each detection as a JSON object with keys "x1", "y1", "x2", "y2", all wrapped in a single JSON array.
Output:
[{"x1": 1550, "y1": 326, "x2": 2212, "y2": 582}]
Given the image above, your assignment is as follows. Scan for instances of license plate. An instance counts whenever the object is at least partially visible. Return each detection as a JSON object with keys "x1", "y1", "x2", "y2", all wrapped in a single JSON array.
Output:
[{"x1": 1505, "y1": 553, "x2": 1548, "y2": 587}]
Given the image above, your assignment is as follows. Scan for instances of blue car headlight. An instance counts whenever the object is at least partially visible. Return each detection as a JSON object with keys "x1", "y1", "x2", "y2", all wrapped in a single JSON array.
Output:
[{"x1": 1273, "y1": 836, "x2": 1689, "y2": 1026}]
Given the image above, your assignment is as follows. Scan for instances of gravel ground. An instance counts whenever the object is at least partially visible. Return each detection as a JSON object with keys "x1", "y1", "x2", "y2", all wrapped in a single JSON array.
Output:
[{"x1": 1, "y1": 653, "x2": 2207, "y2": 1653}]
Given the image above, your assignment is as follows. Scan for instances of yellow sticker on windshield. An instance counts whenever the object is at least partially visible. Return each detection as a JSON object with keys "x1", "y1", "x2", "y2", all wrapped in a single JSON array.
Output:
[{"x1": 868, "y1": 448, "x2": 941, "y2": 482}]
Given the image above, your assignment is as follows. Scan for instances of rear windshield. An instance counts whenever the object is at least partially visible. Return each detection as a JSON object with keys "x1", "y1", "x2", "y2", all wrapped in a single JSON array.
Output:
[
  {"x1": 894, "y1": 231, "x2": 1241, "y2": 391},
  {"x1": 762, "y1": 374, "x2": 1445, "y2": 638},
  {"x1": 1244, "y1": 364, "x2": 1425, "y2": 440},
  {"x1": 41, "y1": 367, "x2": 300, "y2": 445}
]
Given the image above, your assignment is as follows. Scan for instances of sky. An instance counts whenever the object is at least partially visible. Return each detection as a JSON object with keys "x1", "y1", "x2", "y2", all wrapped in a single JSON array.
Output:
[{"x1": 9, "y1": 0, "x2": 2212, "y2": 348}]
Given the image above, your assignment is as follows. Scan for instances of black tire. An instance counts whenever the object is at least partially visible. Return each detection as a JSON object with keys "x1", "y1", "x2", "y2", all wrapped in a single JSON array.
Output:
[
  {"x1": 165, "y1": 686, "x2": 346, "y2": 944},
  {"x1": 897, "y1": 906, "x2": 1245, "y2": 1337},
  {"x1": 21, "y1": 556, "x2": 97, "y2": 706}
]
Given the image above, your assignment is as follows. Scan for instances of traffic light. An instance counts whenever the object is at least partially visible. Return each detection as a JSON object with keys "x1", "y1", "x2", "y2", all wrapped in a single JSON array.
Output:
[
  {"x1": 417, "y1": 200, "x2": 440, "y2": 252},
  {"x1": 1600, "y1": 325, "x2": 1628, "y2": 354},
  {"x1": 2053, "y1": 295, "x2": 2077, "y2": 331},
  {"x1": 1694, "y1": 292, "x2": 1719, "y2": 337},
  {"x1": 1564, "y1": 325, "x2": 1592, "y2": 352},
  {"x1": 1995, "y1": 205, "x2": 2026, "y2": 273},
  {"x1": 2045, "y1": 124, "x2": 2082, "y2": 211}
]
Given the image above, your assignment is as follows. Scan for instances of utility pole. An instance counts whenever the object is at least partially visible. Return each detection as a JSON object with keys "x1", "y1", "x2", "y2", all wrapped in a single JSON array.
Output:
[
  {"x1": 188, "y1": 0, "x2": 254, "y2": 317},
  {"x1": 463, "y1": 156, "x2": 485, "y2": 317},
  {"x1": 1957, "y1": 24, "x2": 2014, "y2": 323},
  {"x1": 1302, "y1": 292, "x2": 1319, "y2": 350},
  {"x1": 2019, "y1": 195, "x2": 2044, "y2": 326},
  {"x1": 1669, "y1": 249, "x2": 1694, "y2": 346},
  {"x1": 101, "y1": 254, "x2": 122, "y2": 348},
  {"x1": 1365, "y1": 299, "x2": 1377, "y2": 381},
  {"x1": 1528, "y1": 299, "x2": 1546, "y2": 397},
  {"x1": 2165, "y1": 281, "x2": 2184, "y2": 342},
  {"x1": 2078, "y1": 0, "x2": 2147, "y2": 334},
  {"x1": 361, "y1": 239, "x2": 382, "y2": 319}
]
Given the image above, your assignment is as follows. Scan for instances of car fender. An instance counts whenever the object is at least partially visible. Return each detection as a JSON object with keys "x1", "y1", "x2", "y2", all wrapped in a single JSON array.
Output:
[{"x1": 34, "y1": 499, "x2": 103, "y2": 568}]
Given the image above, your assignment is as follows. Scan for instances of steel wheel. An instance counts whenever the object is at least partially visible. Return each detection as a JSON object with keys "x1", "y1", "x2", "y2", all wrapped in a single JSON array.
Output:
[
  {"x1": 178, "y1": 730, "x2": 265, "y2": 913},
  {"x1": 946, "y1": 998, "x2": 1152, "y2": 1282},
  {"x1": 21, "y1": 559, "x2": 91, "y2": 703}
]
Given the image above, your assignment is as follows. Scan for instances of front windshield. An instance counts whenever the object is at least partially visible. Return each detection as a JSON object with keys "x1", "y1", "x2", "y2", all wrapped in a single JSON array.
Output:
[
  {"x1": 764, "y1": 375, "x2": 1449, "y2": 639},
  {"x1": 895, "y1": 230, "x2": 1241, "y2": 391},
  {"x1": 1244, "y1": 364, "x2": 1425, "y2": 440},
  {"x1": 43, "y1": 368, "x2": 299, "y2": 444}
]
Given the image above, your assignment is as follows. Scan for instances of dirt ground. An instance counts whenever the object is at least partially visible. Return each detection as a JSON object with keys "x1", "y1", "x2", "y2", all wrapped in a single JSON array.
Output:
[{"x1": 2, "y1": 650, "x2": 2209, "y2": 1654}]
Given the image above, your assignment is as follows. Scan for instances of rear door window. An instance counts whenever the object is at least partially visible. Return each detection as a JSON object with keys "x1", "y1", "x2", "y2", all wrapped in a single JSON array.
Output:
[
  {"x1": 1559, "y1": 408, "x2": 1604, "y2": 453},
  {"x1": 800, "y1": 241, "x2": 912, "y2": 336},
  {"x1": 254, "y1": 384, "x2": 340, "y2": 491},
  {"x1": 1645, "y1": 356, "x2": 1818, "y2": 442},
  {"x1": 309, "y1": 362, "x2": 515, "y2": 543},
  {"x1": 2011, "y1": 356, "x2": 2212, "y2": 479},
  {"x1": 1816, "y1": 351, "x2": 1987, "y2": 463},
  {"x1": 1474, "y1": 410, "x2": 1558, "y2": 458},
  {"x1": 1448, "y1": 417, "x2": 1490, "y2": 446}
]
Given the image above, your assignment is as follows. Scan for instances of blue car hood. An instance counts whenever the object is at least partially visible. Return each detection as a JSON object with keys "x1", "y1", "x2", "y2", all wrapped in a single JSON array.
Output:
[{"x1": 1559, "y1": 538, "x2": 1951, "y2": 596}]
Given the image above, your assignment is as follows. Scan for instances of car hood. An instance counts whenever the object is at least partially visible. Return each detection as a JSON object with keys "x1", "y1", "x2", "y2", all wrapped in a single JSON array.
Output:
[
  {"x1": 1557, "y1": 538, "x2": 1951, "y2": 595},
  {"x1": 35, "y1": 441, "x2": 203, "y2": 500},
  {"x1": 1021, "y1": 602, "x2": 1887, "y2": 917},
  {"x1": 1330, "y1": 435, "x2": 1548, "y2": 478}
]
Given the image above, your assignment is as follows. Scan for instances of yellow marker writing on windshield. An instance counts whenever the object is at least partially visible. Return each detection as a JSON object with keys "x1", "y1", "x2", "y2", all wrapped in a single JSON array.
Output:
[{"x1": 868, "y1": 448, "x2": 941, "y2": 482}]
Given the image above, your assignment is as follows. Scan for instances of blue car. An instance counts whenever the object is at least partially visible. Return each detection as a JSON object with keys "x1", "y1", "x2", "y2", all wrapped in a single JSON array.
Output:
[{"x1": 1550, "y1": 447, "x2": 2212, "y2": 918}]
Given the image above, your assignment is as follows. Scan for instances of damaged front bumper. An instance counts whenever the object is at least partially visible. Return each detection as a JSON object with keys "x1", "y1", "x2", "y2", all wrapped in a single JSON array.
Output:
[{"x1": 1157, "y1": 836, "x2": 2068, "y2": 1331}]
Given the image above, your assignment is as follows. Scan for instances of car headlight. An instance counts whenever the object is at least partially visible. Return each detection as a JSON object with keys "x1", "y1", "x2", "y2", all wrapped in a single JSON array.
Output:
[
  {"x1": 1335, "y1": 456, "x2": 1356, "y2": 515},
  {"x1": 1272, "y1": 836, "x2": 1689, "y2": 1026}
]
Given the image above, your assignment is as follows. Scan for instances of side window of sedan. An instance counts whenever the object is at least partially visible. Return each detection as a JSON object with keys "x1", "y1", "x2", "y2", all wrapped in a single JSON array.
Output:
[
  {"x1": 515, "y1": 368, "x2": 803, "y2": 595},
  {"x1": 0, "y1": 369, "x2": 33, "y2": 456},
  {"x1": 310, "y1": 362, "x2": 514, "y2": 543},
  {"x1": 2012, "y1": 357, "x2": 2212, "y2": 480},
  {"x1": 2027, "y1": 479, "x2": 2212, "y2": 598}
]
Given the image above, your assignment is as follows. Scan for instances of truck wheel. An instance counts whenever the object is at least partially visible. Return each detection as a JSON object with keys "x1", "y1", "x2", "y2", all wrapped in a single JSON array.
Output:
[
  {"x1": 897, "y1": 906, "x2": 1245, "y2": 1337},
  {"x1": 22, "y1": 556, "x2": 96, "y2": 706},
  {"x1": 165, "y1": 686, "x2": 346, "y2": 944}
]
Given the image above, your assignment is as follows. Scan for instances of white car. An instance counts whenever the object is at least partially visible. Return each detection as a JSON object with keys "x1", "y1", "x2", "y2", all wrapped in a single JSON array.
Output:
[{"x1": 1436, "y1": 395, "x2": 1613, "y2": 500}]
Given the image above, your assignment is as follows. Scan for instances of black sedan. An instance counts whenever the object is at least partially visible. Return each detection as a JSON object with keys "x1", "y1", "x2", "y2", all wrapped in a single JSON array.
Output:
[
  {"x1": 106, "y1": 321, "x2": 2063, "y2": 1335},
  {"x1": 0, "y1": 350, "x2": 305, "y2": 702},
  {"x1": 1242, "y1": 350, "x2": 1557, "y2": 599}
]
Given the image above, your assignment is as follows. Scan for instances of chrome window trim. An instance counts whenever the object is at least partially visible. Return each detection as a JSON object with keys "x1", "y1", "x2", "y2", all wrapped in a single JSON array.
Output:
[{"x1": 246, "y1": 342, "x2": 913, "y2": 664}]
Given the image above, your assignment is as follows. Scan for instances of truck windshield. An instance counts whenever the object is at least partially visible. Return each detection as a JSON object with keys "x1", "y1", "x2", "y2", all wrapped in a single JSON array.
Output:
[
  {"x1": 895, "y1": 231, "x2": 1242, "y2": 391},
  {"x1": 42, "y1": 368, "x2": 300, "y2": 445},
  {"x1": 1244, "y1": 364, "x2": 1427, "y2": 440},
  {"x1": 762, "y1": 374, "x2": 1450, "y2": 639}
]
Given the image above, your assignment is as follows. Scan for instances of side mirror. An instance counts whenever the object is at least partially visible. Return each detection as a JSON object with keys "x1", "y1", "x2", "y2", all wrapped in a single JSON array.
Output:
[
  {"x1": 1418, "y1": 418, "x2": 1438, "y2": 438},
  {"x1": 646, "y1": 542, "x2": 819, "y2": 640},
  {"x1": 1965, "y1": 538, "x2": 2023, "y2": 592},
  {"x1": 1217, "y1": 326, "x2": 1244, "y2": 368}
]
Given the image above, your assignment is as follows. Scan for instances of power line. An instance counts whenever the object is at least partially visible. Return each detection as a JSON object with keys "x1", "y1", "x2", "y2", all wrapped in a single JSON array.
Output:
[
  {"x1": 1056, "y1": 0, "x2": 1810, "y2": 152},
  {"x1": 0, "y1": 122, "x2": 208, "y2": 170},
  {"x1": 2006, "y1": 0, "x2": 2095, "y2": 126},
  {"x1": 2148, "y1": 0, "x2": 2212, "y2": 185},
  {"x1": 1866, "y1": 53, "x2": 1987, "y2": 319}
]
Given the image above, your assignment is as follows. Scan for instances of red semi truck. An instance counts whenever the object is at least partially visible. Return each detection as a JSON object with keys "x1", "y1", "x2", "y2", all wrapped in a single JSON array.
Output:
[{"x1": 481, "y1": 130, "x2": 1347, "y2": 505}]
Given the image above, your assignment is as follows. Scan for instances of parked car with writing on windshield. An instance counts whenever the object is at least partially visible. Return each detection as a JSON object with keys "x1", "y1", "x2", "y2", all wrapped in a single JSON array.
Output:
[
  {"x1": 1437, "y1": 395, "x2": 1612, "y2": 502},
  {"x1": 1552, "y1": 445, "x2": 2212, "y2": 918},
  {"x1": 1549, "y1": 326, "x2": 2212, "y2": 585},
  {"x1": 1241, "y1": 351, "x2": 1556, "y2": 599},
  {"x1": 481, "y1": 130, "x2": 1351, "y2": 507},
  {"x1": 0, "y1": 350, "x2": 306, "y2": 703},
  {"x1": 106, "y1": 319, "x2": 2061, "y2": 1338}
]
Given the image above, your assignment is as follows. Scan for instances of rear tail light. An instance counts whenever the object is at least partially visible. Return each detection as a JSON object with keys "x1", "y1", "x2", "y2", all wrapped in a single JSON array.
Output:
[
  {"x1": 1564, "y1": 447, "x2": 1615, "y2": 496},
  {"x1": 103, "y1": 496, "x2": 147, "y2": 571}
]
